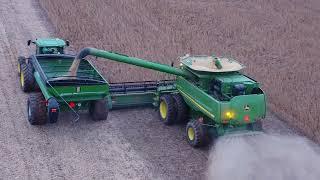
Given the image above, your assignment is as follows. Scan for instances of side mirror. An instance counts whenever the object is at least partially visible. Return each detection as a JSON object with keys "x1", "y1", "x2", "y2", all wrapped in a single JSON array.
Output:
[
  {"x1": 66, "y1": 40, "x2": 70, "y2": 46},
  {"x1": 27, "y1": 40, "x2": 31, "y2": 46}
]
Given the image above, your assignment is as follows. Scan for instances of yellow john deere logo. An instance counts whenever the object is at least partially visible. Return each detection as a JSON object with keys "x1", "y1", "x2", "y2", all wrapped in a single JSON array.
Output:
[
  {"x1": 244, "y1": 105, "x2": 250, "y2": 111},
  {"x1": 76, "y1": 87, "x2": 81, "y2": 93}
]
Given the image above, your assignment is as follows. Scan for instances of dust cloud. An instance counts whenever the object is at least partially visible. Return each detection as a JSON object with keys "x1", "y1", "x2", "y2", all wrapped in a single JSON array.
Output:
[{"x1": 207, "y1": 133, "x2": 320, "y2": 180}]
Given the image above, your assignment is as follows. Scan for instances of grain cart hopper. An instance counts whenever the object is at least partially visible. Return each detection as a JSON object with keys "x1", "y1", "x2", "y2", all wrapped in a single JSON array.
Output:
[{"x1": 69, "y1": 48, "x2": 267, "y2": 147}]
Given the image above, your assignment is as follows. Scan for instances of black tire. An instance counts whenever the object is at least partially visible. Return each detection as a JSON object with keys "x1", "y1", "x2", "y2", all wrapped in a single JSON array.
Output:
[
  {"x1": 27, "y1": 93, "x2": 47, "y2": 125},
  {"x1": 158, "y1": 94, "x2": 176, "y2": 125},
  {"x1": 17, "y1": 56, "x2": 26, "y2": 75},
  {"x1": 90, "y1": 99, "x2": 108, "y2": 121},
  {"x1": 172, "y1": 94, "x2": 188, "y2": 123},
  {"x1": 247, "y1": 120, "x2": 263, "y2": 131},
  {"x1": 20, "y1": 62, "x2": 35, "y2": 92},
  {"x1": 186, "y1": 120, "x2": 208, "y2": 147}
]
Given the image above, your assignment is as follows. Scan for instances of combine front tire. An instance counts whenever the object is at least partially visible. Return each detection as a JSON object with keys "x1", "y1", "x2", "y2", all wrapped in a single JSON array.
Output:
[
  {"x1": 20, "y1": 62, "x2": 35, "y2": 92},
  {"x1": 90, "y1": 99, "x2": 108, "y2": 121},
  {"x1": 27, "y1": 93, "x2": 47, "y2": 125},
  {"x1": 172, "y1": 94, "x2": 188, "y2": 123},
  {"x1": 159, "y1": 94, "x2": 176, "y2": 125},
  {"x1": 186, "y1": 120, "x2": 207, "y2": 147}
]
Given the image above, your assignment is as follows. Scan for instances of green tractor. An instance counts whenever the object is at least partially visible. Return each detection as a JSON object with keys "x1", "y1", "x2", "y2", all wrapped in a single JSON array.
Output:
[
  {"x1": 17, "y1": 38, "x2": 266, "y2": 148},
  {"x1": 18, "y1": 38, "x2": 70, "y2": 77},
  {"x1": 18, "y1": 38, "x2": 109, "y2": 125}
]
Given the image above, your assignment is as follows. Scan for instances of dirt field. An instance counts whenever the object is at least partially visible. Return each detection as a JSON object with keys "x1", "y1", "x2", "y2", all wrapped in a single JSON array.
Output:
[
  {"x1": 38, "y1": 0, "x2": 320, "y2": 142},
  {"x1": 0, "y1": 0, "x2": 304, "y2": 179}
]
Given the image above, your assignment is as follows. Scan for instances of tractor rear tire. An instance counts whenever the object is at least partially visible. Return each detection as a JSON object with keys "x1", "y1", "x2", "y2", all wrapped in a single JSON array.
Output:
[
  {"x1": 172, "y1": 94, "x2": 188, "y2": 123},
  {"x1": 17, "y1": 56, "x2": 26, "y2": 76},
  {"x1": 20, "y1": 62, "x2": 35, "y2": 92},
  {"x1": 90, "y1": 99, "x2": 108, "y2": 121},
  {"x1": 186, "y1": 120, "x2": 208, "y2": 147},
  {"x1": 159, "y1": 94, "x2": 176, "y2": 125},
  {"x1": 27, "y1": 93, "x2": 47, "y2": 125}
]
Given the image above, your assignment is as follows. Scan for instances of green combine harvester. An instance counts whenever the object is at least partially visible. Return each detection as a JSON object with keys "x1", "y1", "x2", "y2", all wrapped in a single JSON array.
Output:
[{"x1": 18, "y1": 38, "x2": 266, "y2": 147}]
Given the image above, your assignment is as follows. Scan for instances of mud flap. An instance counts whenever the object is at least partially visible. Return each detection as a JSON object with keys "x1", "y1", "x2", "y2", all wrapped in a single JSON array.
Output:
[{"x1": 47, "y1": 98, "x2": 60, "y2": 123}]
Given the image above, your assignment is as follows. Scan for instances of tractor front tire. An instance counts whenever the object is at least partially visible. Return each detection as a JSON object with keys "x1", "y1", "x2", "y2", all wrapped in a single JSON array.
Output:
[
  {"x1": 27, "y1": 93, "x2": 47, "y2": 125},
  {"x1": 17, "y1": 56, "x2": 26, "y2": 76},
  {"x1": 90, "y1": 99, "x2": 108, "y2": 121},
  {"x1": 172, "y1": 94, "x2": 188, "y2": 123},
  {"x1": 20, "y1": 62, "x2": 35, "y2": 92},
  {"x1": 159, "y1": 94, "x2": 176, "y2": 125},
  {"x1": 186, "y1": 120, "x2": 208, "y2": 147}
]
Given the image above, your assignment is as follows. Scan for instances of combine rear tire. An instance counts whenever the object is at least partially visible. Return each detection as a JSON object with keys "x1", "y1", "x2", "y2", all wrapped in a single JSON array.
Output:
[
  {"x1": 20, "y1": 62, "x2": 35, "y2": 92},
  {"x1": 186, "y1": 120, "x2": 207, "y2": 147},
  {"x1": 172, "y1": 94, "x2": 188, "y2": 123},
  {"x1": 159, "y1": 94, "x2": 176, "y2": 125},
  {"x1": 90, "y1": 99, "x2": 108, "y2": 121},
  {"x1": 27, "y1": 93, "x2": 47, "y2": 125},
  {"x1": 17, "y1": 56, "x2": 26, "y2": 75}
]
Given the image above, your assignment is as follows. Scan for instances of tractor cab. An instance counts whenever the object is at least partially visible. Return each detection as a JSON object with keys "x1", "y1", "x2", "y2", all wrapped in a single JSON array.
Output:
[{"x1": 27, "y1": 38, "x2": 70, "y2": 55}]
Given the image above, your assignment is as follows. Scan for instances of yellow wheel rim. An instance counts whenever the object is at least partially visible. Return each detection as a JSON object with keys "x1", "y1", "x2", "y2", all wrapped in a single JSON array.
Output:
[
  {"x1": 159, "y1": 101, "x2": 168, "y2": 119},
  {"x1": 20, "y1": 72, "x2": 24, "y2": 87},
  {"x1": 188, "y1": 127, "x2": 195, "y2": 141},
  {"x1": 18, "y1": 63, "x2": 20, "y2": 74}
]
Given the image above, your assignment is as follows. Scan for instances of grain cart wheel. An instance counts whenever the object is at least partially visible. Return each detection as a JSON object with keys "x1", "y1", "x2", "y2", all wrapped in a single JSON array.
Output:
[
  {"x1": 27, "y1": 93, "x2": 47, "y2": 125},
  {"x1": 247, "y1": 120, "x2": 263, "y2": 131},
  {"x1": 159, "y1": 94, "x2": 176, "y2": 125},
  {"x1": 17, "y1": 56, "x2": 26, "y2": 75},
  {"x1": 90, "y1": 99, "x2": 108, "y2": 121},
  {"x1": 20, "y1": 62, "x2": 35, "y2": 92},
  {"x1": 186, "y1": 120, "x2": 207, "y2": 147},
  {"x1": 172, "y1": 94, "x2": 188, "y2": 123}
]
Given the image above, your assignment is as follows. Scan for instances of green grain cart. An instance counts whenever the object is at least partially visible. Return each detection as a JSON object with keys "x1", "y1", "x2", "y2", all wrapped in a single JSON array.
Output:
[{"x1": 18, "y1": 38, "x2": 266, "y2": 147}]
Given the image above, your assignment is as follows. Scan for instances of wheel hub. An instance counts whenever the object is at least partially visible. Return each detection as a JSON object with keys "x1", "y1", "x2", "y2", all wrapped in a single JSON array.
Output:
[
  {"x1": 159, "y1": 101, "x2": 167, "y2": 119},
  {"x1": 188, "y1": 127, "x2": 195, "y2": 141},
  {"x1": 20, "y1": 73, "x2": 24, "y2": 87},
  {"x1": 28, "y1": 105, "x2": 31, "y2": 117}
]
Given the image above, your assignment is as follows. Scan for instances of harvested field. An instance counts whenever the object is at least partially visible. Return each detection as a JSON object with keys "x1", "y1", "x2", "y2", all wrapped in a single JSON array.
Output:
[{"x1": 38, "y1": 0, "x2": 320, "y2": 142}]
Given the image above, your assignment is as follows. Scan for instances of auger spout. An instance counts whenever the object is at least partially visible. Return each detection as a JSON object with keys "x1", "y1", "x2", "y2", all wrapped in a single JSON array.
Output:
[{"x1": 68, "y1": 47, "x2": 192, "y2": 78}]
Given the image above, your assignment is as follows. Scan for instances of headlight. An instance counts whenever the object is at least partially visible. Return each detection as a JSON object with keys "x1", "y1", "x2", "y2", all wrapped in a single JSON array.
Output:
[{"x1": 224, "y1": 111, "x2": 235, "y2": 119}]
